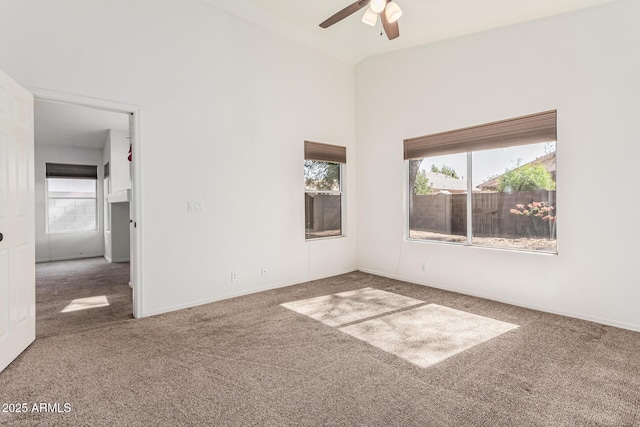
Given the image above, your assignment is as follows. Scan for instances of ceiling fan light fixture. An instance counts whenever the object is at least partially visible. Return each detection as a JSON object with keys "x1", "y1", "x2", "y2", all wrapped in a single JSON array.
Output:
[
  {"x1": 362, "y1": 7, "x2": 378, "y2": 26},
  {"x1": 385, "y1": 2, "x2": 403, "y2": 23},
  {"x1": 370, "y1": 0, "x2": 387, "y2": 14}
]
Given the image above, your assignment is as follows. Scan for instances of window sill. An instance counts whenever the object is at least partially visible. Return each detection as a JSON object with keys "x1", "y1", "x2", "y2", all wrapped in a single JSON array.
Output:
[
  {"x1": 47, "y1": 230, "x2": 99, "y2": 235},
  {"x1": 306, "y1": 235, "x2": 346, "y2": 242},
  {"x1": 405, "y1": 237, "x2": 558, "y2": 255}
]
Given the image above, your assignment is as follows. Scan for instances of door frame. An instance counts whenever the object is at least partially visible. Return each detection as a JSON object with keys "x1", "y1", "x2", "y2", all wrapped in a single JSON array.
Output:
[{"x1": 28, "y1": 86, "x2": 145, "y2": 318}]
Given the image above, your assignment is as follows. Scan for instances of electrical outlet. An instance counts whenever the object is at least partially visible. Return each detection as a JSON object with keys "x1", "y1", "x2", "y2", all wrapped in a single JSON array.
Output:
[
  {"x1": 421, "y1": 262, "x2": 426, "y2": 272},
  {"x1": 231, "y1": 272, "x2": 238, "y2": 282},
  {"x1": 261, "y1": 267, "x2": 267, "y2": 277}
]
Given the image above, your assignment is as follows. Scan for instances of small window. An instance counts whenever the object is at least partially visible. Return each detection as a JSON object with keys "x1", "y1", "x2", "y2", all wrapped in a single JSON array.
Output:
[
  {"x1": 46, "y1": 163, "x2": 98, "y2": 234},
  {"x1": 405, "y1": 111, "x2": 557, "y2": 253},
  {"x1": 304, "y1": 141, "x2": 346, "y2": 240}
]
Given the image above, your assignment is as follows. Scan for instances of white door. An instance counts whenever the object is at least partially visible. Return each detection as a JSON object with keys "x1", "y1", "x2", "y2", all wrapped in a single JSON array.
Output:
[
  {"x1": 128, "y1": 112, "x2": 140, "y2": 317},
  {"x1": 0, "y1": 69, "x2": 35, "y2": 373}
]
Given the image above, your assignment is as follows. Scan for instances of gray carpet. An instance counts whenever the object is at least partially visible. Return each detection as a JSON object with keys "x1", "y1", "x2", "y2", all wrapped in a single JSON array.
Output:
[
  {"x1": 1, "y1": 269, "x2": 639, "y2": 426},
  {"x1": 34, "y1": 257, "x2": 132, "y2": 338}
]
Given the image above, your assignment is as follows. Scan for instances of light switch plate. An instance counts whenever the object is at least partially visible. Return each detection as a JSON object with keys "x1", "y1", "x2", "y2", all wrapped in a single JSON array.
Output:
[{"x1": 188, "y1": 201, "x2": 203, "y2": 213}]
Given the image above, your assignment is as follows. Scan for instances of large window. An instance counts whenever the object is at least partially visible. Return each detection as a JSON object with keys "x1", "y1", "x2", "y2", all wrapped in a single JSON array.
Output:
[
  {"x1": 304, "y1": 141, "x2": 346, "y2": 240},
  {"x1": 405, "y1": 111, "x2": 557, "y2": 253},
  {"x1": 46, "y1": 163, "x2": 98, "y2": 234}
]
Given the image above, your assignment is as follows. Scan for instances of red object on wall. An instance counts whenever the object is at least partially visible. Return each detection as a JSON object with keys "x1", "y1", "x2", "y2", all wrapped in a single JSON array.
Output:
[{"x1": 128, "y1": 143, "x2": 132, "y2": 161}]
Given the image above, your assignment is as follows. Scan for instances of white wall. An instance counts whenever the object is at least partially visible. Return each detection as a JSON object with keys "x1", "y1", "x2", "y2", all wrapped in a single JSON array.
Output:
[
  {"x1": 107, "y1": 129, "x2": 131, "y2": 194},
  {"x1": 356, "y1": 0, "x2": 640, "y2": 330},
  {"x1": 0, "y1": 0, "x2": 356, "y2": 316},
  {"x1": 35, "y1": 145, "x2": 105, "y2": 262},
  {"x1": 12, "y1": 0, "x2": 636, "y2": 330}
]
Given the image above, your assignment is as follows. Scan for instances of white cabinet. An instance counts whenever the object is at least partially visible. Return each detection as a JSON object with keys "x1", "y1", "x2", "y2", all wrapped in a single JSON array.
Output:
[
  {"x1": 108, "y1": 201, "x2": 130, "y2": 262},
  {"x1": 103, "y1": 129, "x2": 131, "y2": 263}
]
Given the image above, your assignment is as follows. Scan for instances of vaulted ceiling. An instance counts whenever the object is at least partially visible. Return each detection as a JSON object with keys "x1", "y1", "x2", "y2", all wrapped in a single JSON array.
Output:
[{"x1": 204, "y1": 0, "x2": 616, "y2": 64}]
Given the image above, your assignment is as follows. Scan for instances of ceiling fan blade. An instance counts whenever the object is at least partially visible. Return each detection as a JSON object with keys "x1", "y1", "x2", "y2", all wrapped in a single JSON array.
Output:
[
  {"x1": 380, "y1": 4, "x2": 400, "y2": 40},
  {"x1": 320, "y1": 0, "x2": 371, "y2": 28}
]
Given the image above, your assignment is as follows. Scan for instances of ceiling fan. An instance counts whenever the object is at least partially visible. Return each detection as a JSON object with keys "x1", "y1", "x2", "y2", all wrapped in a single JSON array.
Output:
[{"x1": 320, "y1": 0, "x2": 403, "y2": 40}]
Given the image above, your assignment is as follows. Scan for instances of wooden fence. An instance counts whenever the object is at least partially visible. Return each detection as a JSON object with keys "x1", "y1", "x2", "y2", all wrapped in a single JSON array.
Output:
[{"x1": 410, "y1": 190, "x2": 556, "y2": 239}]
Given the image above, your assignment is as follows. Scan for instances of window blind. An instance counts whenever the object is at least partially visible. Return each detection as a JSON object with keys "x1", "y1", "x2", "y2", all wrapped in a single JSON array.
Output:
[
  {"x1": 304, "y1": 141, "x2": 347, "y2": 164},
  {"x1": 46, "y1": 163, "x2": 98, "y2": 179},
  {"x1": 404, "y1": 110, "x2": 557, "y2": 160}
]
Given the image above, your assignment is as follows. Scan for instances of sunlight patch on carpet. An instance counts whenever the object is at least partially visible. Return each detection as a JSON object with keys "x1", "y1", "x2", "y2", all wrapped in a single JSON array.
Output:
[
  {"x1": 280, "y1": 287, "x2": 422, "y2": 327},
  {"x1": 61, "y1": 295, "x2": 110, "y2": 313},
  {"x1": 341, "y1": 304, "x2": 518, "y2": 368},
  {"x1": 282, "y1": 289, "x2": 519, "y2": 368}
]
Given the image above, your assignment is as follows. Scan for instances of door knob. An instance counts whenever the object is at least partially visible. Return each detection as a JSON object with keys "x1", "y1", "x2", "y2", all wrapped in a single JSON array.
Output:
[{"x1": 0, "y1": 232, "x2": 3, "y2": 242}]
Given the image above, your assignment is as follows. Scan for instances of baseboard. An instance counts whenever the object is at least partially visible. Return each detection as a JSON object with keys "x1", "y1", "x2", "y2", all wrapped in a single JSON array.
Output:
[
  {"x1": 357, "y1": 267, "x2": 640, "y2": 333},
  {"x1": 141, "y1": 267, "x2": 358, "y2": 318},
  {"x1": 36, "y1": 253, "x2": 104, "y2": 263}
]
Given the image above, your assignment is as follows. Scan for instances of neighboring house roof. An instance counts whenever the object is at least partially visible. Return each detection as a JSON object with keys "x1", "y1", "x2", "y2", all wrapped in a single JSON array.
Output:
[
  {"x1": 424, "y1": 172, "x2": 468, "y2": 193},
  {"x1": 477, "y1": 151, "x2": 556, "y2": 191}
]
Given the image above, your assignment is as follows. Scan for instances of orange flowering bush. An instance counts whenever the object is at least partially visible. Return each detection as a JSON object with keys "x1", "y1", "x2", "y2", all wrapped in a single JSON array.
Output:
[
  {"x1": 510, "y1": 201, "x2": 555, "y2": 222},
  {"x1": 510, "y1": 201, "x2": 556, "y2": 238}
]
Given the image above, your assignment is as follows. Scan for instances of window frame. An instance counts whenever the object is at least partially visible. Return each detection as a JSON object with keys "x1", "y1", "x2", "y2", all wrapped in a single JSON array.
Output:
[
  {"x1": 304, "y1": 141, "x2": 346, "y2": 241},
  {"x1": 404, "y1": 111, "x2": 557, "y2": 254},
  {"x1": 45, "y1": 163, "x2": 99, "y2": 235}
]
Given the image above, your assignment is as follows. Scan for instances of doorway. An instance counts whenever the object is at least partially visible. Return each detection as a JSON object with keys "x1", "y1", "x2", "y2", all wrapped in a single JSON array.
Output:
[{"x1": 30, "y1": 89, "x2": 142, "y2": 323}]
